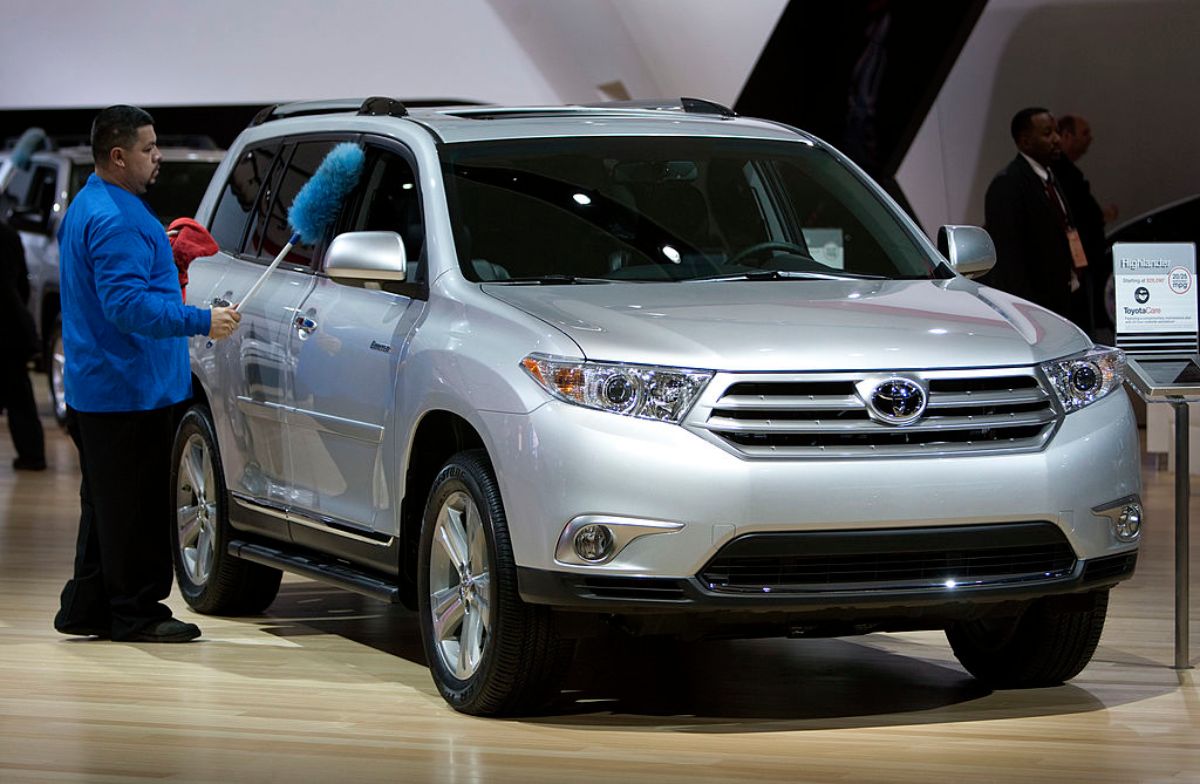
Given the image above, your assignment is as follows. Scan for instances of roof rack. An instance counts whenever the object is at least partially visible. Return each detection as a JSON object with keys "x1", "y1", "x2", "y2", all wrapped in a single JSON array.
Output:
[
  {"x1": 579, "y1": 97, "x2": 737, "y2": 118},
  {"x1": 250, "y1": 98, "x2": 368, "y2": 126},
  {"x1": 250, "y1": 96, "x2": 484, "y2": 126},
  {"x1": 448, "y1": 97, "x2": 738, "y2": 121}
]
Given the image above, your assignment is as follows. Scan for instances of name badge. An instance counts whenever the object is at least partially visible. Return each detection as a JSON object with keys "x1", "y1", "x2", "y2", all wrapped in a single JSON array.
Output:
[{"x1": 1067, "y1": 228, "x2": 1088, "y2": 269}]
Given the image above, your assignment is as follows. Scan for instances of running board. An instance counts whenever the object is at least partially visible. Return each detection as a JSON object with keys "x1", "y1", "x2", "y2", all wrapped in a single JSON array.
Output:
[{"x1": 228, "y1": 540, "x2": 402, "y2": 603}]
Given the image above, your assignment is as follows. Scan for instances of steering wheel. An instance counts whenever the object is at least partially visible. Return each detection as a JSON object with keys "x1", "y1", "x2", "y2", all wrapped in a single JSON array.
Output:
[{"x1": 727, "y1": 240, "x2": 811, "y2": 267}]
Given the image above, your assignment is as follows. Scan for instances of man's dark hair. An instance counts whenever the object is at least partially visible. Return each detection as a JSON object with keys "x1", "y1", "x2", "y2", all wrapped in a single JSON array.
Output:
[
  {"x1": 1010, "y1": 106, "x2": 1050, "y2": 143},
  {"x1": 90, "y1": 105, "x2": 154, "y2": 165}
]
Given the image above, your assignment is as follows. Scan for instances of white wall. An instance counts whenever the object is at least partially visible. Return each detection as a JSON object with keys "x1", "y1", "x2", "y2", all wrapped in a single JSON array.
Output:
[
  {"x1": 0, "y1": 0, "x2": 784, "y2": 110},
  {"x1": 898, "y1": 0, "x2": 1200, "y2": 235},
  {"x1": 0, "y1": 0, "x2": 559, "y2": 108},
  {"x1": 609, "y1": 0, "x2": 787, "y2": 107}
]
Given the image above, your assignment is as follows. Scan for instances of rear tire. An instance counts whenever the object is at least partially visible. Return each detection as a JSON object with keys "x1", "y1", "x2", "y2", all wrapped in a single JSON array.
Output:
[
  {"x1": 418, "y1": 449, "x2": 574, "y2": 715},
  {"x1": 946, "y1": 590, "x2": 1109, "y2": 688},
  {"x1": 47, "y1": 315, "x2": 68, "y2": 427},
  {"x1": 170, "y1": 405, "x2": 282, "y2": 615}
]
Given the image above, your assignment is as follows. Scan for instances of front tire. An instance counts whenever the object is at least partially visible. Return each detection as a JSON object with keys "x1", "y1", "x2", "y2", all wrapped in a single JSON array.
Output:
[
  {"x1": 946, "y1": 589, "x2": 1109, "y2": 688},
  {"x1": 417, "y1": 450, "x2": 574, "y2": 715},
  {"x1": 170, "y1": 405, "x2": 282, "y2": 615}
]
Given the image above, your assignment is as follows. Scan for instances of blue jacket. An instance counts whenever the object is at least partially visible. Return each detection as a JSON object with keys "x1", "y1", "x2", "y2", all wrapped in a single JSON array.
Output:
[{"x1": 58, "y1": 173, "x2": 211, "y2": 412}]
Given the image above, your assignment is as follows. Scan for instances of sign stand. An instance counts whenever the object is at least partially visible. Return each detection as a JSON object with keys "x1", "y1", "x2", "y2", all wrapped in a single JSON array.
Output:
[
  {"x1": 1126, "y1": 357, "x2": 1198, "y2": 670},
  {"x1": 1115, "y1": 242, "x2": 1198, "y2": 670}
]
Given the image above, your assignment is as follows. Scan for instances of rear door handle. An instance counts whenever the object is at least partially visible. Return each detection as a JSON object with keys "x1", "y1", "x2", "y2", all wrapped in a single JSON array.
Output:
[{"x1": 293, "y1": 314, "x2": 318, "y2": 336}]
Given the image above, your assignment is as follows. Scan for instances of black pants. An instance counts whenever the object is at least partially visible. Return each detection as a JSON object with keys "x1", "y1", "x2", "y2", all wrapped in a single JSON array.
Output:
[
  {"x1": 55, "y1": 406, "x2": 176, "y2": 639},
  {"x1": 0, "y1": 356, "x2": 44, "y2": 464}
]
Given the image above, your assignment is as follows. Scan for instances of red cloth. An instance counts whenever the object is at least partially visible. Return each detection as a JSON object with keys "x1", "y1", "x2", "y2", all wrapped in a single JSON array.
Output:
[{"x1": 167, "y1": 218, "x2": 218, "y2": 302}]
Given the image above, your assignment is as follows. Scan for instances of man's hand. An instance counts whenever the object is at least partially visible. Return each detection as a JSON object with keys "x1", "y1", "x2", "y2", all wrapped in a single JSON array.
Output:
[{"x1": 208, "y1": 306, "x2": 241, "y2": 340}]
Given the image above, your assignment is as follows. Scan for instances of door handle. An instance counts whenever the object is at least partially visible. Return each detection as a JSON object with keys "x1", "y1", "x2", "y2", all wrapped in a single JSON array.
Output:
[
  {"x1": 293, "y1": 314, "x2": 318, "y2": 336},
  {"x1": 212, "y1": 296, "x2": 232, "y2": 308}
]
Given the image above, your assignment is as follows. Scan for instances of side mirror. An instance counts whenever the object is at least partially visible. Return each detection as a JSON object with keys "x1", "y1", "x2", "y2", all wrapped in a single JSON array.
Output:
[
  {"x1": 8, "y1": 205, "x2": 49, "y2": 235},
  {"x1": 937, "y1": 225, "x2": 996, "y2": 279},
  {"x1": 325, "y1": 231, "x2": 407, "y2": 283}
]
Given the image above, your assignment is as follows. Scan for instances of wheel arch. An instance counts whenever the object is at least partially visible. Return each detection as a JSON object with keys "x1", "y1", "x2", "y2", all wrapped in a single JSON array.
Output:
[{"x1": 398, "y1": 409, "x2": 488, "y2": 604}]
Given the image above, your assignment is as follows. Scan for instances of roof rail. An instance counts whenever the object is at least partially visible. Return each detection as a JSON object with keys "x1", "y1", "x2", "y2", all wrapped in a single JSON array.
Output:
[
  {"x1": 575, "y1": 97, "x2": 737, "y2": 118},
  {"x1": 250, "y1": 96, "x2": 425, "y2": 126},
  {"x1": 250, "y1": 99, "x2": 359, "y2": 126}
]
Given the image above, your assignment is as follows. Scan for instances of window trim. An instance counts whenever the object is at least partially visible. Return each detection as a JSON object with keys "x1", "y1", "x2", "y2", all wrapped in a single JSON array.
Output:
[
  {"x1": 206, "y1": 140, "x2": 283, "y2": 260},
  {"x1": 318, "y1": 133, "x2": 430, "y2": 300}
]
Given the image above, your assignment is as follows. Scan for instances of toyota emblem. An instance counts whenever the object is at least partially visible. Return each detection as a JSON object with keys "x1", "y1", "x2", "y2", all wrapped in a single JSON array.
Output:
[{"x1": 867, "y1": 378, "x2": 927, "y2": 425}]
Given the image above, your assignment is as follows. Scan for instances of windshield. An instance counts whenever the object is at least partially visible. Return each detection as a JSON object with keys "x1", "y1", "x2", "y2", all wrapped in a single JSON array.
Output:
[
  {"x1": 442, "y1": 136, "x2": 943, "y2": 283},
  {"x1": 70, "y1": 159, "x2": 220, "y2": 226}
]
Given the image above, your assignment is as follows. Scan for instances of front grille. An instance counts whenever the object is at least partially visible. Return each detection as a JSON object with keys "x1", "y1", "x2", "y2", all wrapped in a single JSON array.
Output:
[
  {"x1": 700, "y1": 522, "x2": 1077, "y2": 594},
  {"x1": 694, "y1": 368, "x2": 1059, "y2": 458}
]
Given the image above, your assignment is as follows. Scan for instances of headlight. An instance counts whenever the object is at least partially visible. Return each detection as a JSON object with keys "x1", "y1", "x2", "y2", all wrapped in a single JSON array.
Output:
[
  {"x1": 520, "y1": 354, "x2": 712, "y2": 423},
  {"x1": 1040, "y1": 346, "x2": 1125, "y2": 413}
]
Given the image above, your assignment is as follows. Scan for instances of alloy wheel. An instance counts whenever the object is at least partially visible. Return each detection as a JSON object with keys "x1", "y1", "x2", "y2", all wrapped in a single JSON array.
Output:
[
  {"x1": 176, "y1": 433, "x2": 217, "y2": 586},
  {"x1": 428, "y1": 490, "x2": 492, "y2": 680},
  {"x1": 51, "y1": 332, "x2": 66, "y2": 422}
]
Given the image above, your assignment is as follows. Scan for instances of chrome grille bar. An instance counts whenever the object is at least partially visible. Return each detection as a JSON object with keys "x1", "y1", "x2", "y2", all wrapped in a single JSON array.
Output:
[{"x1": 689, "y1": 367, "x2": 1061, "y2": 458}]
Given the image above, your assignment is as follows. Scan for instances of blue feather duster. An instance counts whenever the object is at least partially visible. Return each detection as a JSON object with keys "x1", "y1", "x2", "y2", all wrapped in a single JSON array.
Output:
[
  {"x1": 287, "y1": 142, "x2": 365, "y2": 245},
  {"x1": 224, "y1": 142, "x2": 366, "y2": 319}
]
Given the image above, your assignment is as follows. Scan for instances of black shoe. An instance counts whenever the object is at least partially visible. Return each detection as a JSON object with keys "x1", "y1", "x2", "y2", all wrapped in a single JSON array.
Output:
[
  {"x1": 119, "y1": 618, "x2": 202, "y2": 643},
  {"x1": 13, "y1": 456, "x2": 47, "y2": 471}
]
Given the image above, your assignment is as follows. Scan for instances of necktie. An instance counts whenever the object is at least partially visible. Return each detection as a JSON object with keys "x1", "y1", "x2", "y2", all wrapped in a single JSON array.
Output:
[
  {"x1": 1044, "y1": 172, "x2": 1071, "y2": 230},
  {"x1": 1045, "y1": 171, "x2": 1089, "y2": 273}
]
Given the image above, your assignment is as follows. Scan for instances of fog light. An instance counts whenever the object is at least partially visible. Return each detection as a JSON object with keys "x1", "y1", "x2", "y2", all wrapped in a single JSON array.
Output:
[
  {"x1": 573, "y1": 524, "x2": 615, "y2": 562},
  {"x1": 1113, "y1": 503, "x2": 1142, "y2": 542}
]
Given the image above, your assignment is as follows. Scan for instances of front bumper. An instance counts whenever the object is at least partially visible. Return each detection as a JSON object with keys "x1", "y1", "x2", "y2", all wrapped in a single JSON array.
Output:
[
  {"x1": 518, "y1": 549, "x2": 1137, "y2": 615},
  {"x1": 480, "y1": 388, "x2": 1141, "y2": 583}
]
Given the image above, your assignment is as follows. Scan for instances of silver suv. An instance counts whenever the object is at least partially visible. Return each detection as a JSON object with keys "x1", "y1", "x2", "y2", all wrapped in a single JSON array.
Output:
[
  {"x1": 177, "y1": 97, "x2": 1141, "y2": 716},
  {"x1": 0, "y1": 138, "x2": 224, "y2": 422}
]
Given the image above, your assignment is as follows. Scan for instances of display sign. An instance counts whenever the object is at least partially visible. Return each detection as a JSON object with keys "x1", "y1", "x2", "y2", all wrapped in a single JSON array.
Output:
[
  {"x1": 1113, "y1": 243, "x2": 1198, "y2": 334},
  {"x1": 1127, "y1": 356, "x2": 1200, "y2": 400}
]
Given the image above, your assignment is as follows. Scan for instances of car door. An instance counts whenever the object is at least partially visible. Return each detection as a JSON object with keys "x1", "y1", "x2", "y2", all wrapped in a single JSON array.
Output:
[
  {"x1": 205, "y1": 140, "x2": 333, "y2": 513},
  {"x1": 283, "y1": 140, "x2": 426, "y2": 540}
]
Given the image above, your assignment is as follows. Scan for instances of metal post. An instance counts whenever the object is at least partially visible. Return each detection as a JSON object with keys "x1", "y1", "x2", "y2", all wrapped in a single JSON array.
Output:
[{"x1": 1172, "y1": 399, "x2": 1192, "y2": 670}]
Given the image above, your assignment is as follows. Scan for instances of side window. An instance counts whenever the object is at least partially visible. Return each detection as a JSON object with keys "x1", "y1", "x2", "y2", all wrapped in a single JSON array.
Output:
[
  {"x1": 2, "y1": 163, "x2": 58, "y2": 235},
  {"x1": 258, "y1": 140, "x2": 339, "y2": 268},
  {"x1": 345, "y1": 146, "x2": 425, "y2": 281},
  {"x1": 208, "y1": 143, "x2": 282, "y2": 253}
]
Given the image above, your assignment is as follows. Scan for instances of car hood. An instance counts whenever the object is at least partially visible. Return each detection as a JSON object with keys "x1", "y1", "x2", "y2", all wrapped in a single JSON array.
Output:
[{"x1": 482, "y1": 279, "x2": 1090, "y2": 371}]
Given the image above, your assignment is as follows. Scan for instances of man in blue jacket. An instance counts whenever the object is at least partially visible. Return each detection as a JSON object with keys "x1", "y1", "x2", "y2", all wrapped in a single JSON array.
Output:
[{"x1": 53, "y1": 105, "x2": 240, "y2": 643}]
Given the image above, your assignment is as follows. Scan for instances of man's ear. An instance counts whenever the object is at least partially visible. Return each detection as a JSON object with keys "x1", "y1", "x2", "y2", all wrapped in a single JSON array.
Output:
[{"x1": 109, "y1": 146, "x2": 126, "y2": 169}]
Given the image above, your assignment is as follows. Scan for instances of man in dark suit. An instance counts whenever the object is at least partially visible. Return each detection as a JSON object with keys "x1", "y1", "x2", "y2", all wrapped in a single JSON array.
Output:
[
  {"x1": 982, "y1": 107, "x2": 1085, "y2": 322},
  {"x1": 1054, "y1": 114, "x2": 1115, "y2": 336},
  {"x1": 0, "y1": 216, "x2": 46, "y2": 470}
]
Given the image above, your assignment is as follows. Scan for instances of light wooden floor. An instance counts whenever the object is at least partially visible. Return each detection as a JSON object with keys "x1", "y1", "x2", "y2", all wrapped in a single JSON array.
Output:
[{"x1": 0, "y1": 379, "x2": 1197, "y2": 783}]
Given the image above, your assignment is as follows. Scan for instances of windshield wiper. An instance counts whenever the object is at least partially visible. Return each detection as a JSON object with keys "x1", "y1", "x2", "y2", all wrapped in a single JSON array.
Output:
[
  {"x1": 691, "y1": 269, "x2": 889, "y2": 282},
  {"x1": 489, "y1": 275, "x2": 617, "y2": 285}
]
